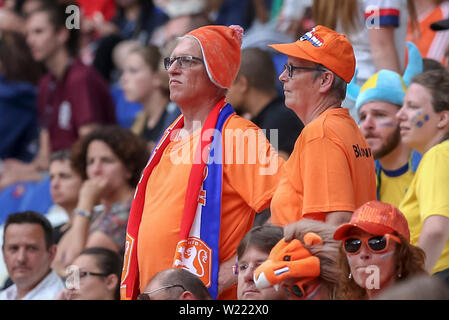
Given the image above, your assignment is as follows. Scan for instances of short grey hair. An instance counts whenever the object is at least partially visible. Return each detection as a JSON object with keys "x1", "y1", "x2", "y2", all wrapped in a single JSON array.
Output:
[{"x1": 312, "y1": 64, "x2": 347, "y2": 101}]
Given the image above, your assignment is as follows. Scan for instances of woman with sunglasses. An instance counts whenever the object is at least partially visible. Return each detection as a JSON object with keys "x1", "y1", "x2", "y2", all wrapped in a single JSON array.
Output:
[
  {"x1": 333, "y1": 200, "x2": 426, "y2": 299},
  {"x1": 55, "y1": 247, "x2": 122, "y2": 300}
]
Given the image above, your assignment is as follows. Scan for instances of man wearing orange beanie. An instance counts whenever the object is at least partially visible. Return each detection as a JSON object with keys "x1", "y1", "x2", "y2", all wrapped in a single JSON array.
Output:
[
  {"x1": 120, "y1": 25, "x2": 283, "y2": 300},
  {"x1": 269, "y1": 25, "x2": 377, "y2": 227}
]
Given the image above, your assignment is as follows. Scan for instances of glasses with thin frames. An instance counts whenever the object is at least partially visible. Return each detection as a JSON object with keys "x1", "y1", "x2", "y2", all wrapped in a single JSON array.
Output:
[
  {"x1": 78, "y1": 271, "x2": 109, "y2": 279},
  {"x1": 137, "y1": 284, "x2": 186, "y2": 300},
  {"x1": 342, "y1": 234, "x2": 401, "y2": 255},
  {"x1": 283, "y1": 63, "x2": 325, "y2": 78},
  {"x1": 164, "y1": 56, "x2": 204, "y2": 70}
]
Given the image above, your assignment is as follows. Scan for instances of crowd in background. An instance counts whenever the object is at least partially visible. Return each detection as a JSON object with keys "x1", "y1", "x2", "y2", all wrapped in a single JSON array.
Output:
[{"x1": 0, "y1": 0, "x2": 449, "y2": 300}]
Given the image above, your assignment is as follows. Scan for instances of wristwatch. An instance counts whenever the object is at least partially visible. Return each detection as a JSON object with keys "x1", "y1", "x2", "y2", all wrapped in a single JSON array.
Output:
[{"x1": 74, "y1": 209, "x2": 92, "y2": 219}]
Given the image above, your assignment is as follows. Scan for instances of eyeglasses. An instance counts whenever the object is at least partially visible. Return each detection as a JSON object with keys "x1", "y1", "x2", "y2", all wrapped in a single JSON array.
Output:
[
  {"x1": 283, "y1": 63, "x2": 325, "y2": 78},
  {"x1": 342, "y1": 234, "x2": 401, "y2": 255},
  {"x1": 164, "y1": 56, "x2": 204, "y2": 70},
  {"x1": 137, "y1": 284, "x2": 186, "y2": 300},
  {"x1": 232, "y1": 262, "x2": 263, "y2": 275},
  {"x1": 78, "y1": 271, "x2": 109, "y2": 279}
]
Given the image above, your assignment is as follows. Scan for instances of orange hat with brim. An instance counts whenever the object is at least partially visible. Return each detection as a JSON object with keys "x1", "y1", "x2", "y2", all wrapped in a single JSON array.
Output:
[
  {"x1": 269, "y1": 25, "x2": 356, "y2": 83},
  {"x1": 333, "y1": 200, "x2": 410, "y2": 242}
]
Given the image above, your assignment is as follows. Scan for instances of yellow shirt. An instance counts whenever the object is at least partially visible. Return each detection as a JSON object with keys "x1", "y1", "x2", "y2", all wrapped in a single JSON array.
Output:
[
  {"x1": 377, "y1": 151, "x2": 421, "y2": 208},
  {"x1": 399, "y1": 140, "x2": 449, "y2": 274}
]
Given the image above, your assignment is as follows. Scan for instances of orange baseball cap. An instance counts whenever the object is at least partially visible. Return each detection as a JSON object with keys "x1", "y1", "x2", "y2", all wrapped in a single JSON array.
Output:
[
  {"x1": 333, "y1": 200, "x2": 410, "y2": 242},
  {"x1": 269, "y1": 25, "x2": 356, "y2": 83}
]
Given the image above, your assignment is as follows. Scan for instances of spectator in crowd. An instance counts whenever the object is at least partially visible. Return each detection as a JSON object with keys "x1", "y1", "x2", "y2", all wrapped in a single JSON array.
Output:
[
  {"x1": 139, "y1": 268, "x2": 212, "y2": 300},
  {"x1": 355, "y1": 42, "x2": 423, "y2": 207},
  {"x1": 269, "y1": 25, "x2": 376, "y2": 227},
  {"x1": 121, "y1": 24, "x2": 283, "y2": 300},
  {"x1": 48, "y1": 150, "x2": 82, "y2": 243},
  {"x1": 408, "y1": 0, "x2": 449, "y2": 65},
  {"x1": 52, "y1": 126, "x2": 148, "y2": 278},
  {"x1": 109, "y1": 39, "x2": 143, "y2": 129},
  {"x1": 334, "y1": 200, "x2": 426, "y2": 299},
  {"x1": 375, "y1": 274, "x2": 449, "y2": 299},
  {"x1": 313, "y1": 0, "x2": 414, "y2": 119},
  {"x1": 25, "y1": 1, "x2": 116, "y2": 171},
  {"x1": 254, "y1": 219, "x2": 341, "y2": 300},
  {"x1": 91, "y1": 0, "x2": 168, "y2": 82},
  {"x1": 226, "y1": 47, "x2": 304, "y2": 160},
  {"x1": 55, "y1": 247, "x2": 122, "y2": 300},
  {"x1": 0, "y1": 211, "x2": 64, "y2": 299},
  {"x1": 236, "y1": 225, "x2": 289, "y2": 300},
  {"x1": 121, "y1": 44, "x2": 180, "y2": 153},
  {"x1": 397, "y1": 69, "x2": 449, "y2": 281},
  {"x1": 0, "y1": 30, "x2": 42, "y2": 166},
  {"x1": 0, "y1": 0, "x2": 118, "y2": 192}
]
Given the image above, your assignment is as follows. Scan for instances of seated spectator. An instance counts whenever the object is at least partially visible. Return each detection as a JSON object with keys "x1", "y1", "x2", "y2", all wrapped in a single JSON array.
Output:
[
  {"x1": 236, "y1": 225, "x2": 289, "y2": 300},
  {"x1": 139, "y1": 268, "x2": 212, "y2": 300},
  {"x1": 254, "y1": 219, "x2": 341, "y2": 300},
  {"x1": 333, "y1": 200, "x2": 427, "y2": 300},
  {"x1": 121, "y1": 44, "x2": 180, "y2": 153},
  {"x1": 226, "y1": 47, "x2": 303, "y2": 160},
  {"x1": 375, "y1": 274, "x2": 449, "y2": 300},
  {"x1": 0, "y1": 211, "x2": 64, "y2": 299},
  {"x1": 52, "y1": 126, "x2": 148, "y2": 278},
  {"x1": 47, "y1": 150, "x2": 83, "y2": 242},
  {"x1": 397, "y1": 69, "x2": 449, "y2": 280},
  {"x1": 55, "y1": 247, "x2": 122, "y2": 300}
]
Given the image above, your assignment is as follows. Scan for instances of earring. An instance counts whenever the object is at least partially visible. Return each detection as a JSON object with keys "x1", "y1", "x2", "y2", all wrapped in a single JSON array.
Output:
[
  {"x1": 397, "y1": 273, "x2": 402, "y2": 278},
  {"x1": 348, "y1": 272, "x2": 352, "y2": 279}
]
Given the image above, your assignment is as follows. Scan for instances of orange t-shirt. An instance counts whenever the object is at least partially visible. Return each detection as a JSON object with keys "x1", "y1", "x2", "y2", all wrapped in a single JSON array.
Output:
[
  {"x1": 137, "y1": 114, "x2": 283, "y2": 298},
  {"x1": 271, "y1": 108, "x2": 376, "y2": 226}
]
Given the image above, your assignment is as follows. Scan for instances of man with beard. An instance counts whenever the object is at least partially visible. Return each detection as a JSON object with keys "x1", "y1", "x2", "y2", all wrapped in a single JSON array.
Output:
[{"x1": 358, "y1": 69, "x2": 421, "y2": 207}]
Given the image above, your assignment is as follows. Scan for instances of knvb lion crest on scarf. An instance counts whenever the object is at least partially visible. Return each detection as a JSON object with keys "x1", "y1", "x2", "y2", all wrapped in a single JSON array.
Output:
[{"x1": 174, "y1": 237, "x2": 213, "y2": 287}]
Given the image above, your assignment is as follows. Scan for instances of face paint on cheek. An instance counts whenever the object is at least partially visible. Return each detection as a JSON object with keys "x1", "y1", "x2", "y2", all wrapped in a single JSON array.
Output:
[
  {"x1": 411, "y1": 110, "x2": 430, "y2": 129},
  {"x1": 380, "y1": 251, "x2": 394, "y2": 260},
  {"x1": 378, "y1": 122, "x2": 395, "y2": 127}
]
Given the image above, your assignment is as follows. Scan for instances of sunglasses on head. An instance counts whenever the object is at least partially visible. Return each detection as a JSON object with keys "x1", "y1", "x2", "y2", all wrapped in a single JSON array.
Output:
[{"x1": 342, "y1": 234, "x2": 401, "y2": 255}]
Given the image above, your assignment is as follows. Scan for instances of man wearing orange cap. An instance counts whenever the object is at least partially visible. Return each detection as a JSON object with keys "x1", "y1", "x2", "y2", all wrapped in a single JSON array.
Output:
[
  {"x1": 270, "y1": 25, "x2": 377, "y2": 226},
  {"x1": 120, "y1": 25, "x2": 283, "y2": 300}
]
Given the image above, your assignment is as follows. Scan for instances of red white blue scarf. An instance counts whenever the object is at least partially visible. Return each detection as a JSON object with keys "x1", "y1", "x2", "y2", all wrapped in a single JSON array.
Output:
[{"x1": 120, "y1": 98, "x2": 234, "y2": 299}]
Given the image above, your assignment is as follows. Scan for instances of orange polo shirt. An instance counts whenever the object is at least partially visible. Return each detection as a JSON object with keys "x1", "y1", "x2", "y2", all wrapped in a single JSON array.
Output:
[
  {"x1": 137, "y1": 114, "x2": 283, "y2": 299},
  {"x1": 271, "y1": 108, "x2": 376, "y2": 226}
]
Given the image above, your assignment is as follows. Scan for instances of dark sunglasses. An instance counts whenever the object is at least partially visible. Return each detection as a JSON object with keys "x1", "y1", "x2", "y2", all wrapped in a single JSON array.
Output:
[
  {"x1": 164, "y1": 56, "x2": 204, "y2": 70},
  {"x1": 343, "y1": 234, "x2": 401, "y2": 255},
  {"x1": 283, "y1": 63, "x2": 325, "y2": 78},
  {"x1": 137, "y1": 284, "x2": 186, "y2": 300}
]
